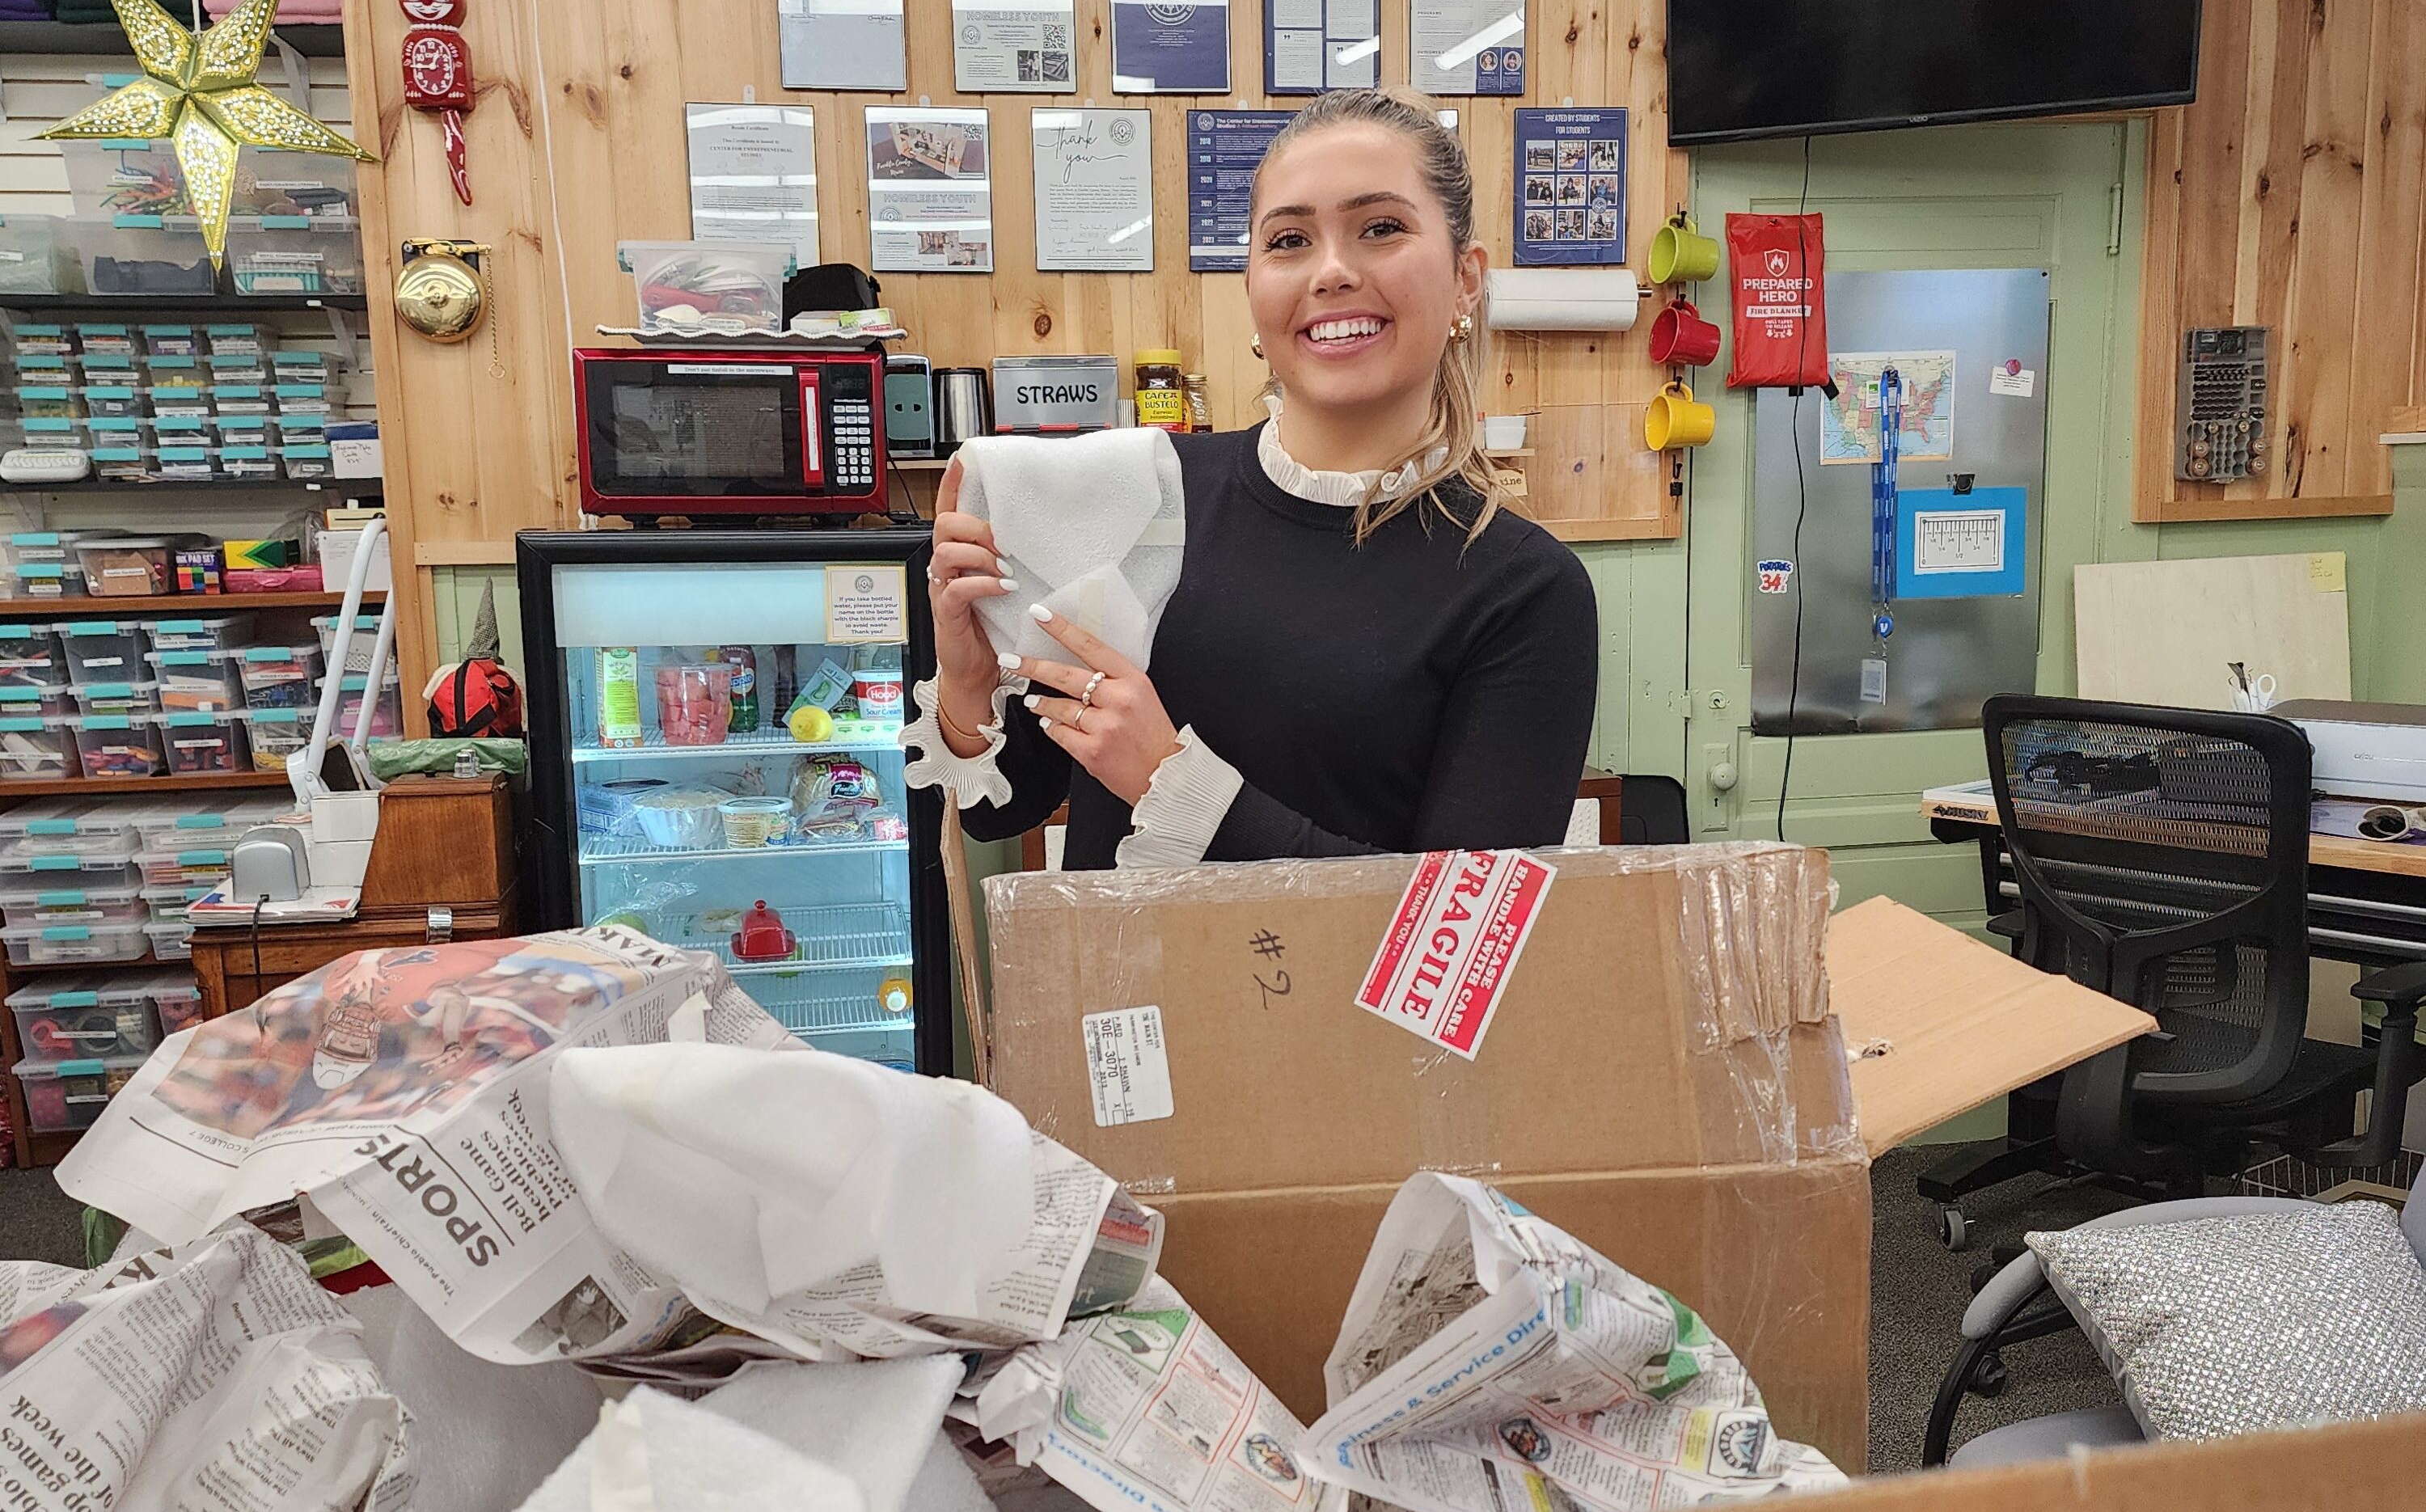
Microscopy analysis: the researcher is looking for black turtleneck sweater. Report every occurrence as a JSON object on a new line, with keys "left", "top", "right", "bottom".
{"left": 959, "top": 422, "right": 1599, "bottom": 869}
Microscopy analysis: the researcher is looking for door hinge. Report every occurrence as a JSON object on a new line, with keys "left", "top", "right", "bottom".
{"left": 1668, "top": 688, "right": 1732, "bottom": 718}
{"left": 2107, "top": 183, "right": 2124, "bottom": 256}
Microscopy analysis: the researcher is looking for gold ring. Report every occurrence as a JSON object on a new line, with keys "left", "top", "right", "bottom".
{"left": 1081, "top": 671, "right": 1105, "bottom": 707}
{"left": 1071, "top": 705, "right": 1086, "bottom": 730}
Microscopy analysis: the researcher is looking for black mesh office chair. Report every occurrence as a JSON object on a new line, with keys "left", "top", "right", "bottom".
{"left": 1921, "top": 696, "right": 2426, "bottom": 1457}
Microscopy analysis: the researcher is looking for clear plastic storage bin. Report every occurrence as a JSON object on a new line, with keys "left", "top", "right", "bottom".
{"left": 158, "top": 709, "right": 248, "bottom": 774}
{"left": 81, "top": 385, "right": 146, "bottom": 419}
{"left": 150, "top": 616, "right": 252, "bottom": 653}
{"left": 133, "top": 842, "right": 230, "bottom": 890}
{"left": 0, "top": 716, "right": 78, "bottom": 780}
{"left": 57, "top": 622, "right": 150, "bottom": 686}
{"left": 15, "top": 383, "right": 82, "bottom": 422}
{"left": 142, "top": 885, "right": 210, "bottom": 923}
{"left": 0, "top": 798, "right": 156, "bottom": 852}
{"left": 0, "top": 626, "right": 61, "bottom": 689}
{"left": 147, "top": 389, "right": 210, "bottom": 421}
{"left": 65, "top": 682, "right": 156, "bottom": 717}
{"left": 146, "top": 650, "right": 245, "bottom": 713}
{"left": 280, "top": 443, "right": 333, "bottom": 479}
{"left": 76, "top": 213, "right": 217, "bottom": 296}
{"left": 147, "top": 969, "right": 206, "bottom": 1033}
{"left": 73, "top": 537, "right": 175, "bottom": 597}
{"left": 226, "top": 215, "right": 364, "bottom": 296}
{"left": 211, "top": 385, "right": 271, "bottom": 416}
{"left": 129, "top": 796, "right": 287, "bottom": 850}
{"left": 146, "top": 353, "right": 208, "bottom": 391}
{"left": 11, "top": 1054, "right": 144, "bottom": 1132}
{"left": 9, "top": 970, "right": 160, "bottom": 1058}
{"left": 146, "top": 918, "right": 194, "bottom": 961}
{"left": 0, "top": 835, "right": 135, "bottom": 886}
{"left": 155, "top": 443, "right": 217, "bottom": 480}
{"left": 1, "top": 889, "right": 146, "bottom": 935}
{"left": 61, "top": 137, "right": 190, "bottom": 218}
{"left": 220, "top": 446, "right": 277, "bottom": 481}
{"left": 74, "top": 323, "right": 134, "bottom": 357}
{"left": 0, "top": 684, "right": 73, "bottom": 720}
{"left": 145, "top": 413, "right": 211, "bottom": 448}
{"left": 323, "top": 673, "right": 401, "bottom": 738}
{"left": 238, "top": 645, "right": 320, "bottom": 711}
{"left": 209, "top": 416, "right": 273, "bottom": 448}
{"left": 0, "top": 215, "right": 80, "bottom": 295}
{"left": 311, "top": 615, "right": 387, "bottom": 673}
{"left": 619, "top": 239, "right": 791, "bottom": 336}
{"left": 205, "top": 323, "right": 269, "bottom": 357}
{"left": 140, "top": 323, "right": 200, "bottom": 357}
{"left": 79, "top": 415, "right": 144, "bottom": 452}
{"left": 269, "top": 349, "right": 344, "bottom": 387}
{"left": 1, "top": 921, "right": 150, "bottom": 966}
{"left": 206, "top": 353, "right": 269, "bottom": 386}
{"left": 80, "top": 349, "right": 138, "bottom": 384}
{"left": 11, "top": 327, "right": 76, "bottom": 359}
{"left": 15, "top": 417, "right": 83, "bottom": 450}
{"left": 244, "top": 707, "right": 308, "bottom": 771}
{"left": 272, "top": 383, "right": 333, "bottom": 415}
{"left": 68, "top": 712, "right": 167, "bottom": 778}
{"left": 90, "top": 446, "right": 155, "bottom": 484}
{"left": 235, "top": 151, "right": 358, "bottom": 219}
{"left": 9, "top": 534, "right": 103, "bottom": 601}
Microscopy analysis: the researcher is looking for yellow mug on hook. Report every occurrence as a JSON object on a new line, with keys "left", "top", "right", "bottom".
{"left": 1648, "top": 212, "right": 1722, "bottom": 285}
{"left": 1645, "top": 379, "right": 1716, "bottom": 450}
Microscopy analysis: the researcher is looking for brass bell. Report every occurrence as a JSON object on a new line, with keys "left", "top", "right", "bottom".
{"left": 396, "top": 239, "right": 491, "bottom": 344}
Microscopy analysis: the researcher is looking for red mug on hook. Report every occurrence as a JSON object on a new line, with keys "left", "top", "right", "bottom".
{"left": 1648, "top": 298, "right": 1722, "bottom": 368}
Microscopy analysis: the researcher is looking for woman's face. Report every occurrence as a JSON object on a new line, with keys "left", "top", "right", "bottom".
{"left": 1247, "top": 123, "right": 1484, "bottom": 420}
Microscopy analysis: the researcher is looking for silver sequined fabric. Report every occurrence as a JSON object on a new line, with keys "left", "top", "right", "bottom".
{"left": 2027, "top": 1203, "right": 2426, "bottom": 1441}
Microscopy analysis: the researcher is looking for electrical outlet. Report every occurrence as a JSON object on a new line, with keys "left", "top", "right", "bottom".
{"left": 1701, "top": 742, "right": 1737, "bottom": 834}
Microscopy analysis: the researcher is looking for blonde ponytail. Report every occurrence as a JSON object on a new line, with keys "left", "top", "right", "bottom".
{"left": 1253, "top": 88, "right": 1502, "bottom": 544}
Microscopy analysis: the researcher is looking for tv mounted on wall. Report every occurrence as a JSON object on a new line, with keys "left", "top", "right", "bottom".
{"left": 1666, "top": 0, "right": 2201, "bottom": 147}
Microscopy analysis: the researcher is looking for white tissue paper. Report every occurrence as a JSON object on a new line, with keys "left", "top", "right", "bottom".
{"left": 514, "top": 1391, "right": 870, "bottom": 1512}
{"left": 341, "top": 1283, "right": 604, "bottom": 1510}
{"left": 697, "top": 1356, "right": 967, "bottom": 1512}
{"left": 549, "top": 1040, "right": 1164, "bottom": 1360}
{"left": 955, "top": 429, "right": 1186, "bottom": 671}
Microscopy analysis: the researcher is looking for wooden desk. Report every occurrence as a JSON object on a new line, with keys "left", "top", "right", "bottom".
{"left": 1921, "top": 785, "right": 2426, "bottom": 966}
{"left": 1017, "top": 770, "right": 1624, "bottom": 871}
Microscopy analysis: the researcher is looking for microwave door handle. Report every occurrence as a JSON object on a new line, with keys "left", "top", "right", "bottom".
{"left": 798, "top": 368, "right": 825, "bottom": 490}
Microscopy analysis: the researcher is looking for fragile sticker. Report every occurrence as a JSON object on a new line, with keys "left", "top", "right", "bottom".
{"left": 1756, "top": 559, "right": 1794, "bottom": 594}
{"left": 1356, "top": 850, "right": 1557, "bottom": 1060}
{"left": 1084, "top": 1005, "right": 1173, "bottom": 1127}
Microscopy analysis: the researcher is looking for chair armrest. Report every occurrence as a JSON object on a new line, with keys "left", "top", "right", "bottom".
{"left": 1985, "top": 909, "right": 2025, "bottom": 941}
{"left": 1962, "top": 1196, "right": 2314, "bottom": 1341}
{"left": 2354, "top": 961, "right": 2426, "bottom": 1014}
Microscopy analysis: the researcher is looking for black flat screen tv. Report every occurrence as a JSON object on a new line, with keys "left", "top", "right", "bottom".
{"left": 1666, "top": 1, "right": 2201, "bottom": 146}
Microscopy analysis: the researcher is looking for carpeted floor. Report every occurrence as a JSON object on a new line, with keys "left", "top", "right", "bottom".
{"left": 0, "top": 1143, "right": 2128, "bottom": 1472}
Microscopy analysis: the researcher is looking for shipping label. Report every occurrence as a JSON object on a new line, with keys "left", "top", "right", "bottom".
{"left": 1084, "top": 1004, "right": 1173, "bottom": 1126}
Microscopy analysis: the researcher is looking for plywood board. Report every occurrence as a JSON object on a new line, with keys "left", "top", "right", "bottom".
{"left": 1827, "top": 897, "right": 2154, "bottom": 1157}
{"left": 2073, "top": 552, "right": 2352, "bottom": 709}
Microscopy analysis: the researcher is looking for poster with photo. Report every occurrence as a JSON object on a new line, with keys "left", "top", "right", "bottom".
{"left": 1265, "top": 0, "right": 1379, "bottom": 94}
{"left": 951, "top": 0, "right": 1077, "bottom": 93}
{"left": 865, "top": 107, "right": 995, "bottom": 272}
{"left": 1187, "top": 109, "right": 1293, "bottom": 271}
{"left": 1511, "top": 108, "right": 1625, "bottom": 265}
{"left": 1112, "top": 0, "right": 1232, "bottom": 92}
{"left": 1411, "top": 0, "right": 1524, "bottom": 95}
{"left": 1033, "top": 108, "right": 1155, "bottom": 272}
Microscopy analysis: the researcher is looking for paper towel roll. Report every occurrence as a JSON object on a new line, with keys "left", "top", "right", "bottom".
{"left": 1486, "top": 268, "right": 1642, "bottom": 332}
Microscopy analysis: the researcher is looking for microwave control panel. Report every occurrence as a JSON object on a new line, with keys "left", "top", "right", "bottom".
{"left": 824, "top": 362, "right": 877, "bottom": 494}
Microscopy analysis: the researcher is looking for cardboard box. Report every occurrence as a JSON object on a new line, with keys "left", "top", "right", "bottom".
{"left": 1798, "top": 1409, "right": 2424, "bottom": 1510}
{"left": 987, "top": 844, "right": 1870, "bottom": 1466}
{"left": 982, "top": 844, "right": 2156, "bottom": 1480}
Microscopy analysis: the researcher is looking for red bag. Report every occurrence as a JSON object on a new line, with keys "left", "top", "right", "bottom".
{"left": 1725, "top": 213, "right": 1830, "bottom": 391}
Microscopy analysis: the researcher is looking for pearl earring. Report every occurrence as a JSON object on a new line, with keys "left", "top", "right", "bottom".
{"left": 1451, "top": 314, "right": 1474, "bottom": 343}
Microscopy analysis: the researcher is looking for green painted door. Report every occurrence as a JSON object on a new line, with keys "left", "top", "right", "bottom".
{"left": 1678, "top": 122, "right": 2144, "bottom": 927}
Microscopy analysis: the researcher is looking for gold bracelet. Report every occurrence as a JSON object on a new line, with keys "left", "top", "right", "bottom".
{"left": 938, "top": 699, "right": 988, "bottom": 745}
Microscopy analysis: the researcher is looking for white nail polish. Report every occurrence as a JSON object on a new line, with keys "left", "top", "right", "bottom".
{"left": 995, "top": 556, "right": 1012, "bottom": 575}
{"left": 1038, "top": 716, "right": 1053, "bottom": 730}
{"left": 1027, "top": 603, "right": 1052, "bottom": 623}
{"left": 997, "top": 652, "right": 1021, "bottom": 671}
{"left": 998, "top": 577, "right": 1019, "bottom": 591}
{"left": 1022, "top": 694, "right": 1040, "bottom": 711}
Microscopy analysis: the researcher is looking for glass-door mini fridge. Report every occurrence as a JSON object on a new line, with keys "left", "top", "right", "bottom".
{"left": 518, "top": 529, "right": 949, "bottom": 1073}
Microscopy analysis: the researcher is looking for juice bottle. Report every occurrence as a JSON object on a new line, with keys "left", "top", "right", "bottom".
{"left": 598, "top": 648, "right": 641, "bottom": 747}
{"left": 879, "top": 975, "right": 913, "bottom": 1016}
{"left": 722, "top": 645, "right": 759, "bottom": 733}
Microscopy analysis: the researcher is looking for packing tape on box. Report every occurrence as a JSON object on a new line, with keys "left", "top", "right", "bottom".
{"left": 1410, "top": 1048, "right": 1502, "bottom": 1180}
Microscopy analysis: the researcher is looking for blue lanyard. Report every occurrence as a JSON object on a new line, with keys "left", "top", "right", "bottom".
{"left": 1870, "top": 367, "right": 1901, "bottom": 642}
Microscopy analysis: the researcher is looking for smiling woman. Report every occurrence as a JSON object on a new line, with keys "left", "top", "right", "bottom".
{"left": 901, "top": 89, "right": 1598, "bottom": 872}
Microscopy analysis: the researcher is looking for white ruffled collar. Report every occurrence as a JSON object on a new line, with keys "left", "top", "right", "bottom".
{"left": 1256, "top": 396, "right": 1450, "bottom": 509}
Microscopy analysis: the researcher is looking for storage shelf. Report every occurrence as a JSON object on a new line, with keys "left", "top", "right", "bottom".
{"left": 571, "top": 727, "right": 902, "bottom": 766}
{"left": 0, "top": 292, "right": 366, "bottom": 312}
{"left": 649, "top": 903, "right": 913, "bottom": 974}
{"left": 0, "top": 19, "right": 348, "bottom": 56}
{"left": 0, "top": 771, "right": 289, "bottom": 798}
{"left": 768, "top": 995, "right": 916, "bottom": 1038}
{"left": 579, "top": 834, "right": 907, "bottom": 867}
{"left": 890, "top": 458, "right": 950, "bottom": 471}
{"left": 6, "top": 950, "right": 184, "bottom": 975}
{"left": 0, "top": 590, "right": 385, "bottom": 619}
{"left": 5, "top": 479, "right": 382, "bottom": 496}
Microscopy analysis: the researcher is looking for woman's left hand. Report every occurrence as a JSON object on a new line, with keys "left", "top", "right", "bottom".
{"left": 1008, "top": 606, "right": 1181, "bottom": 805}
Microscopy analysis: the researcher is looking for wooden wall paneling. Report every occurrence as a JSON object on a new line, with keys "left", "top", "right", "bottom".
{"left": 344, "top": 0, "right": 577, "bottom": 733}
{"left": 2136, "top": 1, "right": 2412, "bottom": 523}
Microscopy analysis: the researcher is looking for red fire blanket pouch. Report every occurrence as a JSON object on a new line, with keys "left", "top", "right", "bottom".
{"left": 1726, "top": 213, "right": 1832, "bottom": 392}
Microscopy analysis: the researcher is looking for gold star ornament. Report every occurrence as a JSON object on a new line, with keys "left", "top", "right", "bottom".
{"left": 38, "top": 0, "right": 378, "bottom": 268}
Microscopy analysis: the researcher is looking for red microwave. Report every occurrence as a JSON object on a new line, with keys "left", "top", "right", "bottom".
{"left": 573, "top": 348, "right": 888, "bottom": 519}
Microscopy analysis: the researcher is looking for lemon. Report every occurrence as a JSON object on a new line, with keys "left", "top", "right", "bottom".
{"left": 788, "top": 703, "right": 835, "bottom": 743}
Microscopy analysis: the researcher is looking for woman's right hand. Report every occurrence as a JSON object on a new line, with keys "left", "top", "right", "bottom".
{"left": 928, "top": 458, "right": 1018, "bottom": 753}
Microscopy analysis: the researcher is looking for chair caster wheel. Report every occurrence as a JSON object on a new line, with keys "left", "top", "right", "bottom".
{"left": 1970, "top": 1350, "right": 2010, "bottom": 1399}
{"left": 1938, "top": 1206, "right": 1971, "bottom": 1251}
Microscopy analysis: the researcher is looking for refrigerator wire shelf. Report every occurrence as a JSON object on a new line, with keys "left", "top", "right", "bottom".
{"left": 571, "top": 728, "right": 903, "bottom": 764}
{"left": 579, "top": 834, "right": 909, "bottom": 866}
{"left": 663, "top": 902, "right": 914, "bottom": 974}
{"left": 759, "top": 991, "right": 919, "bottom": 1039}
